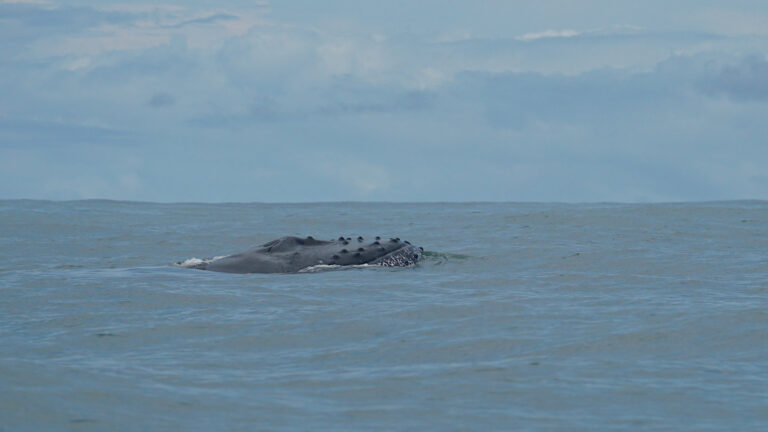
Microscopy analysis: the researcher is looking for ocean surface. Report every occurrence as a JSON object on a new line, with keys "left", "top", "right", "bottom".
{"left": 1, "top": 200, "right": 766, "bottom": 431}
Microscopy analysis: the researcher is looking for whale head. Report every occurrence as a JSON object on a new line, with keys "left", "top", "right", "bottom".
{"left": 186, "top": 235, "right": 422, "bottom": 274}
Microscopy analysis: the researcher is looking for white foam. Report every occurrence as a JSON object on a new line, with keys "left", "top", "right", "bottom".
{"left": 297, "top": 264, "right": 343, "bottom": 273}
{"left": 297, "top": 263, "right": 389, "bottom": 273}
{"left": 175, "top": 255, "right": 226, "bottom": 268}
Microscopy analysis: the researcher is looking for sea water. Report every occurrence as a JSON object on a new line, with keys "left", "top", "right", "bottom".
{"left": 1, "top": 200, "right": 766, "bottom": 431}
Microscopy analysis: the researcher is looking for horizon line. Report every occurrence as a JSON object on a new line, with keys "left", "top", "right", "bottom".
{"left": 2, "top": 198, "right": 767, "bottom": 206}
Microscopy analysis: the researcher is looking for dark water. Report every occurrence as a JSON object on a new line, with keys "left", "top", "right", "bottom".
{"left": 1, "top": 200, "right": 766, "bottom": 431}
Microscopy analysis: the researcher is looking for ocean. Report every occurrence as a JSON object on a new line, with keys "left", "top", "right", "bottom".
{"left": 1, "top": 200, "right": 766, "bottom": 431}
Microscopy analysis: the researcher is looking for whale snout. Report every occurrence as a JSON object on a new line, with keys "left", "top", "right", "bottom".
{"left": 370, "top": 242, "right": 423, "bottom": 267}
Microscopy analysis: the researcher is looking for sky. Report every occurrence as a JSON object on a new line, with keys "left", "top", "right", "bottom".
{"left": 1, "top": 0, "right": 768, "bottom": 202}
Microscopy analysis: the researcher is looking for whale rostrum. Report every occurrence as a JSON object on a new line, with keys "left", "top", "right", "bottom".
{"left": 179, "top": 235, "right": 423, "bottom": 274}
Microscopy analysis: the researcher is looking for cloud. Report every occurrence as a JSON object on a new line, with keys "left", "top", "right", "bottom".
{"left": 0, "top": 117, "right": 134, "bottom": 147}
{"left": 188, "top": 84, "right": 434, "bottom": 128}
{"left": 0, "top": 2, "right": 143, "bottom": 59}
{"left": 3, "top": 1, "right": 768, "bottom": 201}
{"left": 693, "top": 8, "right": 768, "bottom": 36}
{"left": 700, "top": 55, "right": 768, "bottom": 102}
{"left": 0, "top": 0, "right": 49, "bottom": 4}
{"left": 314, "top": 77, "right": 435, "bottom": 115}
{"left": 0, "top": 2, "right": 138, "bottom": 30}
{"left": 4, "top": 4, "right": 266, "bottom": 59}
{"left": 147, "top": 92, "right": 175, "bottom": 107}
{"left": 515, "top": 29, "right": 580, "bottom": 42}
{"left": 173, "top": 13, "right": 239, "bottom": 27}
{"left": 446, "top": 66, "right": 674, "bottom": 130}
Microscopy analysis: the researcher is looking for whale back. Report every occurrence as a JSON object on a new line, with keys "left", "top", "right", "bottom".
{"left": 192, "top": 235, "right": 422, "bottom": 274}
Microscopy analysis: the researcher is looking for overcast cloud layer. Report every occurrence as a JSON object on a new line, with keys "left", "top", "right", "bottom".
{"left": 2, "top": 0, "right": 768, "bottom": 202}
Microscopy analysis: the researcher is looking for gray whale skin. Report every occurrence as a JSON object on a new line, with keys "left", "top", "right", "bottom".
{"left": 184, "top": 235, "right": 423, "bottom": 274}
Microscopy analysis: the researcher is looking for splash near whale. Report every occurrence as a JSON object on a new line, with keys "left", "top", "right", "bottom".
{"left": 179, "top": 236, "right": 423, "bottom": 274}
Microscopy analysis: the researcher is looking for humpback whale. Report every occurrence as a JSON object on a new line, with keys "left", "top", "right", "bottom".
{"left": 180, "top": 235, "right": 423, "bottom": 274}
